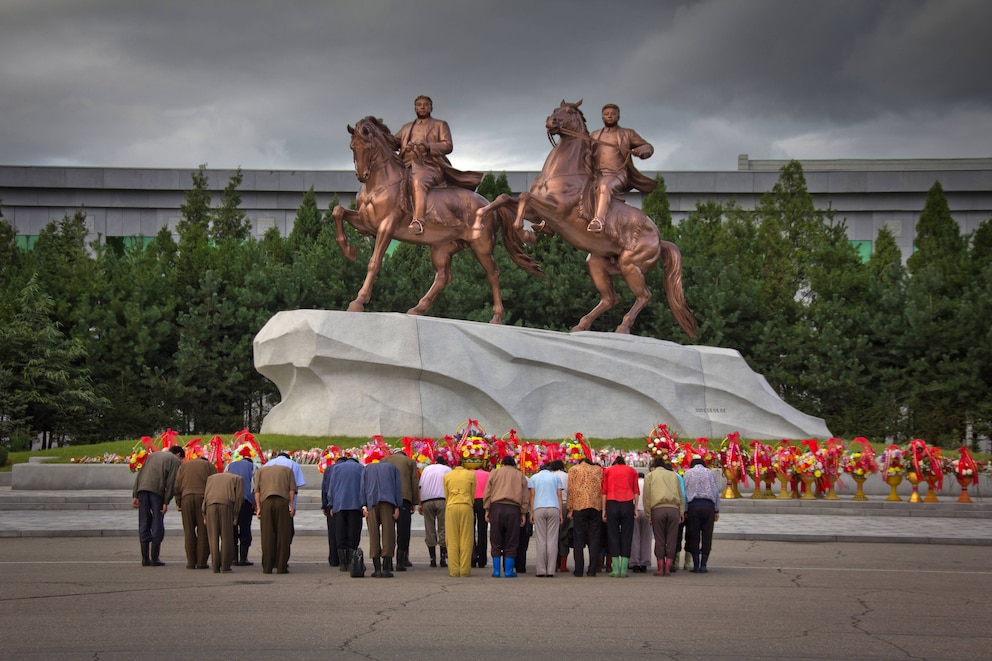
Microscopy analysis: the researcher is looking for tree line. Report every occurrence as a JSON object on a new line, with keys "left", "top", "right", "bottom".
{"left": 1, "top": 163, "right": 989, "bottom": 450}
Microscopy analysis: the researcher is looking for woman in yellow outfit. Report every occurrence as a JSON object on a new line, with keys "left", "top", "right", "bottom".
{"left": 443, "top": 461, "right": 478, "bottom": 577}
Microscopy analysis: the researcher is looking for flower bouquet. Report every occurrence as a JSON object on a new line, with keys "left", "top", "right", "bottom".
{"left": 517, "top": 441, "right": 542, "bottom": 476}
{"left": 232, "top": 429, "right": 264, "bottom": 467}
{"left": 493, "top": 429, "right": 521, "bottom": 467}
{"left": 772, "top": 441, "right": 800, "bottom": 498}
{"left": 128, "top": 435, "right": 159, "bottom": 473}
{"left": 747, "top": 440, "right": 775, "bottom": 498}
{"left": 318, "top": 446, "right": 344, "bottom": 474}
{"left": 793, "top": 440, "right": 825, "bottom": 500}
{"left": 361, "top": 435, "right": 391, "bottom": 464}
{"left": 951, "top": 447, "right": 980, "bottom": 503}
{"left": 402, "top": 436, "right": 436, "bottom": 469}
{"left": 456, "top": 434, "right": 491, "bottom": 470}
{"left": 718, "top": 432, "right": 749, "bottom": 498}
{"left": 646, "top": 423, "right": 678, "bottom": 460}
{"left": 561, "top": 432, "right": 592, "bottom": 468}
{"left": 880, "top": 445, "right": 907, "bottom": 501}
{"left": 693, "top": 438, "right": 720, "bottom": 469}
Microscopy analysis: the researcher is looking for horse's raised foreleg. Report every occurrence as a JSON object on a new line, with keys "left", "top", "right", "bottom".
{"left": 408, "top": 241, "right": 461, "bottom": 316}
{"left": 349, "top": 212, "right": 401, "bottom": 312}
{"left": 572, "top": 254, "right": 620, "bottom": 332}
{"left": 332, "top": 205, "right": 359, "bottom": 262}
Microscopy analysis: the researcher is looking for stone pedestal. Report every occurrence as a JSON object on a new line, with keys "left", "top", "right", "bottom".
{"left": 254, "top": 310, "right": 831, "bottom": 440}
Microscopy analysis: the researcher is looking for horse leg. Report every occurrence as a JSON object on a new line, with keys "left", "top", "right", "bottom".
{"left": 572, "top": 254, "right": 620, "bottom": 332}
{"left": 468, "top": 231, "right": 505, "bottom": 324}
{"left": 473, "top": 194, "right": 516, "bottom": 236}
{"left": 332, "top": 205, "right": 360, "bottom": 262}
{"left": 408, "top": 242, "right": 460, "bottom": 316}
{"left": 615, "top": 255, "right": 653, "bottom": 335}
{"left": 349, "top": 212, "right": 401, "bottom": 312}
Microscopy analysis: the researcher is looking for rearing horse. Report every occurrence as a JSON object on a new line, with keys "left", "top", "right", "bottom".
{"left": 475, "top": 100, "right": 697, "bottom": 337}
{"left": 332, "top": 116, "right": 543, "bottom": 323}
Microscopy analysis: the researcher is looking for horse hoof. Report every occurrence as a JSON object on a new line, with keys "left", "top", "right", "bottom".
{"left": 405, "top": 308, "right": 424, "bottom": 316}
{"left": 347, "top": 302, "right": 365, "bottom": 313}
{"left": 615, "top": 326, "right": 631, "bottom": 334}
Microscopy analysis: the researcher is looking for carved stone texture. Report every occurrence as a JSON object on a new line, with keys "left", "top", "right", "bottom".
{"left": 254, "top": 310, "right": 831, "bottom": 441}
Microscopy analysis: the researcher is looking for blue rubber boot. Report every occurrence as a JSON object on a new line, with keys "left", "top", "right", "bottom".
{"left": 492, "top": 556, "right": 501, "bottom": 578}
{"left": 503, "top": 557, "right": 517, "bottom": 578}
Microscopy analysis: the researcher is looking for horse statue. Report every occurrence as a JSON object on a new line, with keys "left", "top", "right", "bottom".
{"left": 474, "top": 100, "right": 697, "bottom": 337}
{"left": 331, "top": 116, "right": 543, "bottom": 323}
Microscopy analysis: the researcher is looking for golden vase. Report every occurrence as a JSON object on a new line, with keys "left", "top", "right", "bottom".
{"left": 851, "top": 476, "right": 869, "bottom": 501}
{"left": 799, "top": 474, "right": 817, "bottom": 500}
{"left": 906, "top": 471, "right": 922, "bottom": 503}
{"left": 884, "top": 473, "right": 903, "bottom": 502}
{"left": 957, "top": 476, "right": 974, "bottom": 503}
{"left": 924, "top": 476, "right": 940, "bottom": 503}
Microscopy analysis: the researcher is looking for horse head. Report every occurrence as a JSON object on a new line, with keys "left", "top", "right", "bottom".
{"left": 546, "top": 100, "right": 588, "bottom": 145}
{"left": 347, "top": 116, "right": 398, "bottom": 183}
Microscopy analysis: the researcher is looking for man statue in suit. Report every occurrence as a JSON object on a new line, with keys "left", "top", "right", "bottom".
{"left": 394, "top": 95, "right": 481, "bottom": 235}
{"left": 588, "top": 103, "right": 656, "bottom": 233}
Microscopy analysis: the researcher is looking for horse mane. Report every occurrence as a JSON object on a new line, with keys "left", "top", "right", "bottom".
{"left": 357, "top": 115, "right": 401, "bottom": 153}
{"left": 560, "top": 102, "right": 595, "bottom": 181}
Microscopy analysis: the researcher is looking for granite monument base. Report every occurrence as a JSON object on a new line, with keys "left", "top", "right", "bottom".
{"left": 254, "top": 310, "right": 831, "bottom": 441}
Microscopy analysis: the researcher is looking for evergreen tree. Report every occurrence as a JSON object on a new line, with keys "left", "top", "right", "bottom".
{"left": 210, "top": 167, "right": 250, "bottom": 242}
{"left": 642, "top": 174, "right": 673, "bottom": 238}
{"left": 288, "top": 186, "right": 323, "bottom": 251}
{"left": 0, "top": 276, "right": 107, "bottom": 447}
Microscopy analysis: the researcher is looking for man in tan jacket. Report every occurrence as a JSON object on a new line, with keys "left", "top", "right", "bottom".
{"left": 174, "top": 455, "right": 217, "bottom": 569}
{"left": 253, "top": 464, "right": 296, "bottom": 575}
{"left": 202, "top": 471, "right": 244, "bottom": 573}
{"left": 482, "top": 456, "right": 529, "bottom": 577}
{"left": 642, "top": 457, "right": 685, "bottom": 576}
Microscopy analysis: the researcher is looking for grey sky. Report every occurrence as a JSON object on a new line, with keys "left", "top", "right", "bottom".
{"left": 1, "top": 0, "right": 989, "bottom": 173}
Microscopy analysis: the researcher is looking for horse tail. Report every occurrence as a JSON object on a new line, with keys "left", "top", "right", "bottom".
{"left": 495, "top": 207, "right": 544, "bottom": 278}
{"left": 658, "top": 240, "right": 698, "bottom": 338}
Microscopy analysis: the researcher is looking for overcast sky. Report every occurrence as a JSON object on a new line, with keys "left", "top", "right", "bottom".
{"left": 1, "top": 0, "right": 990, "bottom": 173}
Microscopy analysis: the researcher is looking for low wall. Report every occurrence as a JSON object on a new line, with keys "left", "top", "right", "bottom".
{"left": 9, "top": 462, "right": 989, "bottom": 499}
{"left": 11, "top": 463, "right": 324, "bottom": 491}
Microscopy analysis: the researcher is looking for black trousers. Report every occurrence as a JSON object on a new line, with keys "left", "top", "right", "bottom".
{"left": 396, "top": 499, "right": 413, "bottom": 553}
{"left": 235, "top": 498, "right": 254, "bottom": 550}
{"left": 473, "top": 497, "right": 488, "bottom": 566}
{"left": 334, "top": 509, "right": 363, "bottom": 550}
{"left": 571, "top": 507, "right": 602, "bottom": 574}
{"left": 686, "top": 500, "right": 716, "bottom": 558}
{"left": 324, "top": 510, "right": 339, "bottom": 565}
{"left": 605, "top": 500, "right": 635, "bottom": 557}
{"left": 488, "top": 502, "right": 521, "bottom": 558}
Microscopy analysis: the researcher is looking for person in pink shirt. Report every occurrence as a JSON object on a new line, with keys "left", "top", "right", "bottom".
{"left": 472, "top": 467, "right": 490, "bottom": 568}
{"left": 601, "top": 456, "right": 639, "bottom": 578}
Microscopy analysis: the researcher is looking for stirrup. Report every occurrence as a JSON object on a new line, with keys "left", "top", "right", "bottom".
{"left": 409, "top": 218, "right": 425, "bottom": 235}
{"left": 587, "top": 218, "right": 604, "bottom": 233}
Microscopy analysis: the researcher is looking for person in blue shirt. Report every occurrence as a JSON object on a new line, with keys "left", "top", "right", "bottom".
{"left": 528, "top": 462, "right": 564, "bottom": 577}
{"left": 225, "top": 447, "right": 256, "bottom": 566}
{"left": 361, "top": 460, "right": 402, "bottom": 577}
{"left": 326, "top": 456, "right": 364, "bottom": 571}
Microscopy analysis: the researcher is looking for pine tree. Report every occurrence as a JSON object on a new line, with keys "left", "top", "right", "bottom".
{"left": 210, "top": 167, "right": 250, "bottom": 242}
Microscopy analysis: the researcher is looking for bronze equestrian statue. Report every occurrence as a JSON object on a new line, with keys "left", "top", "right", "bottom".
{"left": 475, "top": 100, "right": 697, "bottom": 337}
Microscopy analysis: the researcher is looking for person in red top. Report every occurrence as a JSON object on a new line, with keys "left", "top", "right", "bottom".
{"left": 601, "top": 455, "right": 639, "bottom": 578}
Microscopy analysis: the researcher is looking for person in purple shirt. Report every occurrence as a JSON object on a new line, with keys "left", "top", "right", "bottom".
{"left": 361, "top": 460, "right": 402, "bottom": 577}
{"left": 326, "top": 456, "right": 364, "bottom": 571}
{"left": 682, "top": 457, "right": 721, "bottom": 573}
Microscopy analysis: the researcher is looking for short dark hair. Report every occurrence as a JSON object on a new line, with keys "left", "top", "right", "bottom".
{"left": 435, "top": 456, "right": 448, "bottom": 466}
{"left": 501, "top": 456, "right": 516, "bottom": 467}
{"left": 168, "top": 446, "right": 185, "bottom": 458}
{"left": 690, "top": 457, "right": 706, "bottom": 468}
{"left": 650, "top": 457, "right": 667, "bottom": 469}
{"left": 602, "top": 103, "right": 619, "bottom": 113}
{"left": 613, "top": 456, "right": 626, "bottom": 466}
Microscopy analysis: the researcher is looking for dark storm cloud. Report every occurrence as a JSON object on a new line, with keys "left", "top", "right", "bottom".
{"left": 0, "top": 0, "right": 989, "bottom": 173}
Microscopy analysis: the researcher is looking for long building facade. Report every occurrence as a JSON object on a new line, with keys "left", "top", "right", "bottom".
{"left": 2, "top": 156, "right": 990, "bottom": 260}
